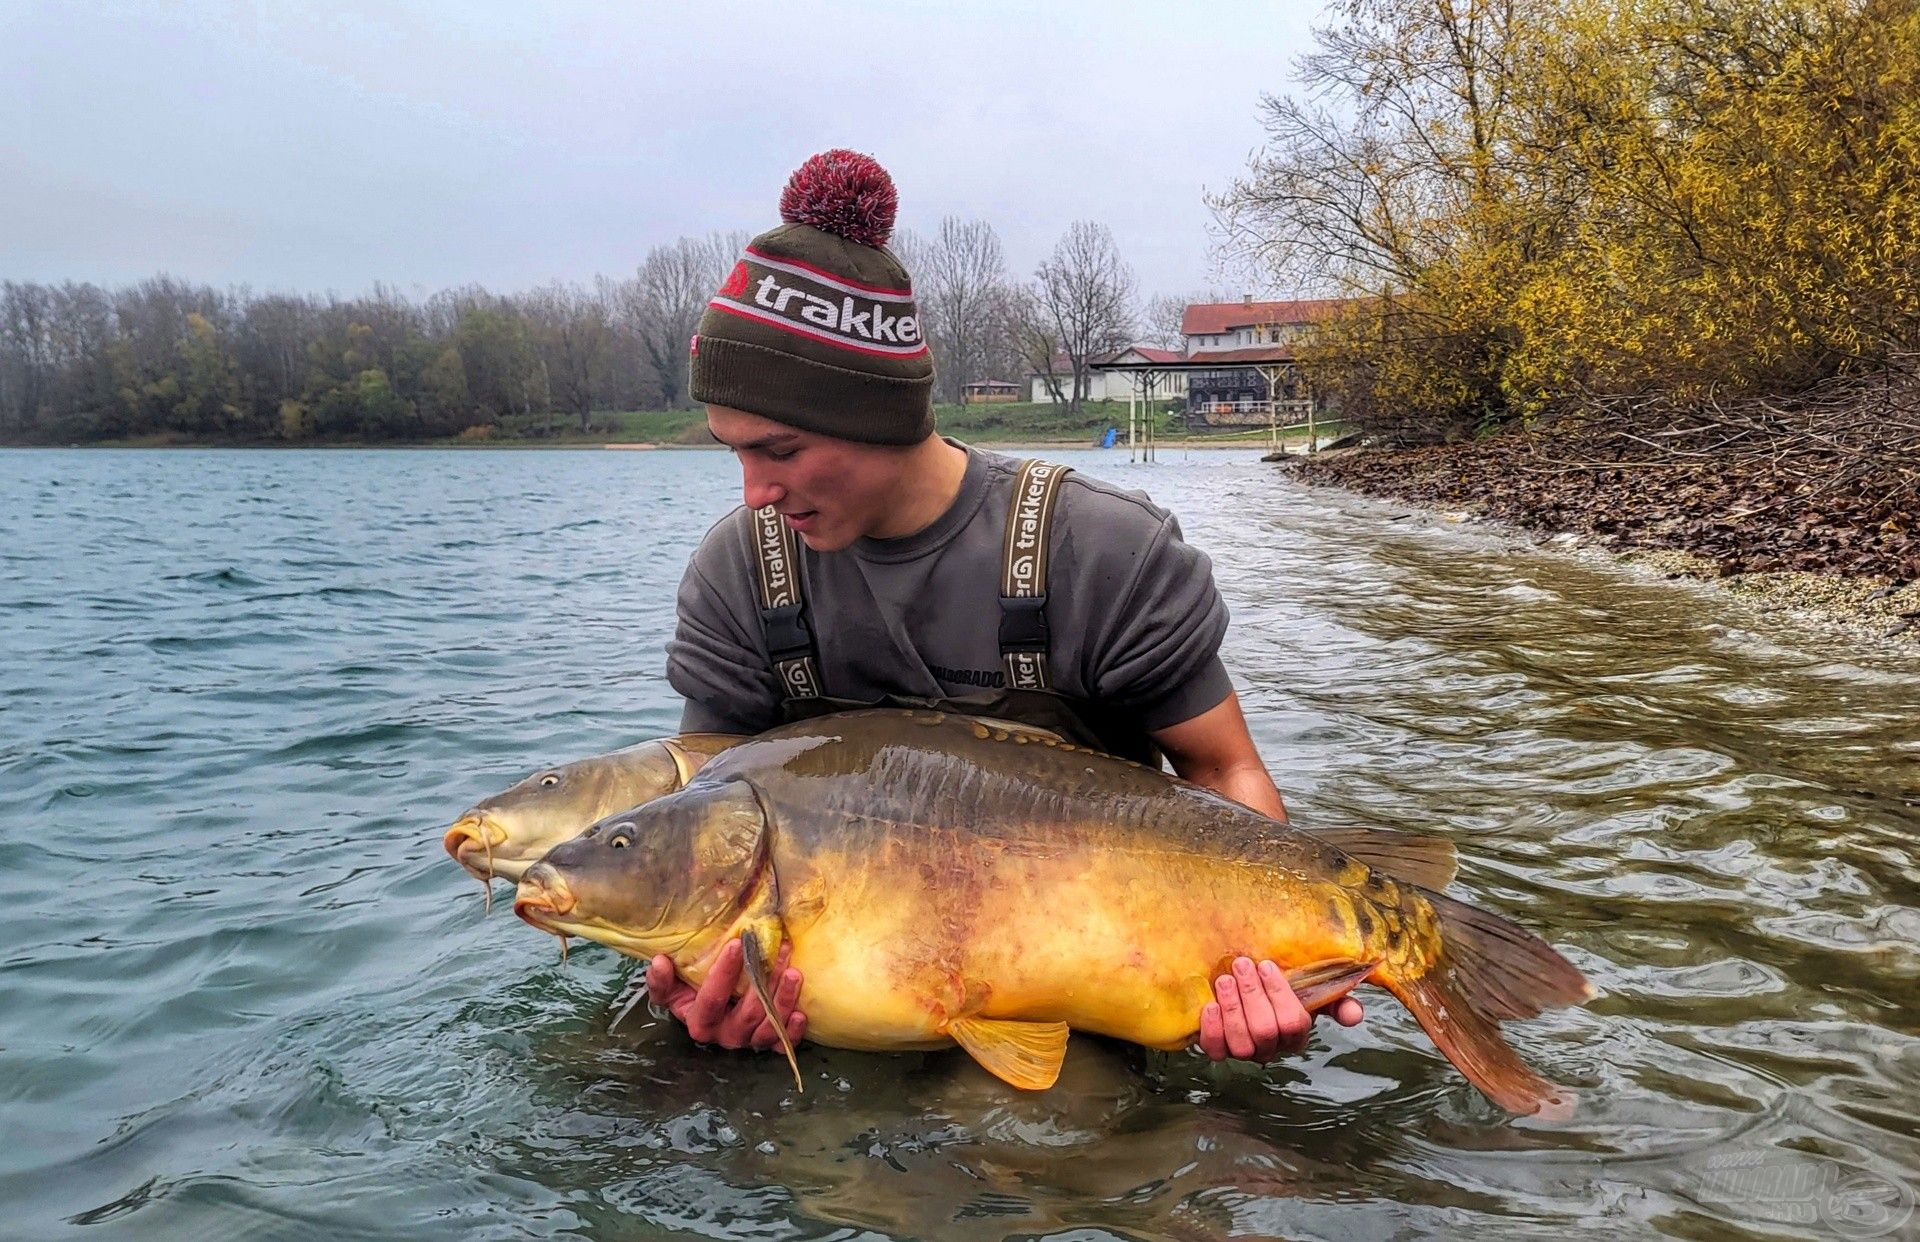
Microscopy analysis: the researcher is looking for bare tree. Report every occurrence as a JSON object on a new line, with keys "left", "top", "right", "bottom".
{"left": 1005, "top": 284, "right": 1075, "bottom": 406}
{"left": 527, "top": 281, "right": 613, "bottom": 431}
{"left": 916, "top": 217, "right": 1008, "bottom": 403}
{"left": 234, "top": 293, "right": 316, "bottom": 418}
{"left": 1032, "top": 222, "right": 1135, "bottom": 412}
{"left": 46, "top": 283, "right": 120, "bottom": 433}
{"left": 592, "top": 273, "right": 651, "bottom": 415}
{"left": 977, "top": 281, "right": 1034, "bottom": 399}
{"left": 0, "top": 282, "right": 54, "bottom": 433}
{"left": 1143, "top": 292, "right": 1205, "bottom": 352}
{"left": 1208, "top": 0, "right": 1535, "bottom": 299}
{"left": 889, "top": 228, "right": 931, "bottom": 285}
{"left": 616, "top": 231, "right": 747, "bottom": 409}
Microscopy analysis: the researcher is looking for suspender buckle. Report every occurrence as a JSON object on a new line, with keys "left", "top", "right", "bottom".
{"left": 998, "top": 594, "right": 1050, "bottom": 653}
{"left": 762, "top": 601, "right": 813, "bottom": 661}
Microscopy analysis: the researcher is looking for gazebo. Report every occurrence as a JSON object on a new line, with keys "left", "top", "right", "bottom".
{"left": 1092, "top": 345, "right": 1317, "bottom": 459}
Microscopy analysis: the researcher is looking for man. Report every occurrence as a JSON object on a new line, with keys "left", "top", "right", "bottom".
{"left": 652, "top": 150, "right": 1363, "bottom": 1069}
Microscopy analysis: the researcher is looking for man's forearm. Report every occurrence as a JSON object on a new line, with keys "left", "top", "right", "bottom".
{"left": 1197, "top": 761, "right": 1288, "bottom": 822}
{"left": 1152, "top": 691, "right": 1289, "bottom": 822}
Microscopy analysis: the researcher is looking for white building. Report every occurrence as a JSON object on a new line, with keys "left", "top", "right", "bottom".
{"left": 1027, "top": 346, "right": 1188, "bottom": 404}
{"left": 1174, "top": 296, "right": 1347, "bottom": 421}
{"left": 1180, "top": 295, "right": 1346, "bottom": 351}
{"left": 1028, "top": 297, "right": 1356, "bottom": 420}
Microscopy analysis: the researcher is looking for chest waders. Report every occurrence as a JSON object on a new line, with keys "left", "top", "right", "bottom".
{"left": 750, "top": 460, "right": 1162, "bottom": 768}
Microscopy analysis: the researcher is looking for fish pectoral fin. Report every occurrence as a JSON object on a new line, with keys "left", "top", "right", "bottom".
{"left": 1286, "top": 958, "right": 1379, "bottom": 1012}
{"left": 946, "top": 1016, "right": 1070, "bottom": 1091}
{"left": 738, "top": 925, "right": 803, "bottom": 1093}
{"left": 1306, "top": 826, "right": 1458, "bottom": 890}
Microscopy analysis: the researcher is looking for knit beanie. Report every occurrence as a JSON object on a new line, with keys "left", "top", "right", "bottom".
{"left": 689, "top": 150, "right": 935, "bottom": 445}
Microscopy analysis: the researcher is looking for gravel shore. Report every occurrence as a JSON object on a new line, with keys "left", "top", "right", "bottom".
{"left": 1278, "top": 446, "right": 1920, "bottom": 647}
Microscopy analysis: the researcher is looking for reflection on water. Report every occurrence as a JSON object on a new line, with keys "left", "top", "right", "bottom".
{"left": 1, "top": 447, "right": 1915, "bottom": 1240}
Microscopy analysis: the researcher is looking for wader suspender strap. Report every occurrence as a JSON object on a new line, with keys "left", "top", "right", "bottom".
{"left": 752, "top": 504, "right": 822, "bottom": 702}
{"left": 1000, "top": 460, "right": 1070, "bottom": 691}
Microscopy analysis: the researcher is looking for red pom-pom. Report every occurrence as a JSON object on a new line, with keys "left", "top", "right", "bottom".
{"left": 779, "top": 149, "right": 897, "bottom": 247}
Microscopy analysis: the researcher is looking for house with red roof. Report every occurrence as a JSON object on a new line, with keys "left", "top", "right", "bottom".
{"left": 1179, "top": 295, "right": 1348, "bottom": 350}
{"left": 1173, "top": 295, "right": 1349, "bottom": 423}
{"left": 1073, "top": 295, "right": 1355, "bottom": 425}
{"left": 1030, "top": 295, "right": 1355, "bottom": 425}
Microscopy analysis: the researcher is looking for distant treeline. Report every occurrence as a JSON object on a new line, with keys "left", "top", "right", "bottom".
{"left": 1215, "top": 0, "right": 1920, "bottom": 440}
{"left": 1, "top": 273, "right": 662, "bottom": 443}
{"left": 2, "top": 220, "right": 1161, "bottom": 443}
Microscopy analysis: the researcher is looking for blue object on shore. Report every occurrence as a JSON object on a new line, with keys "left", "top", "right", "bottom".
{"left": 1101, "top": 427, "right": 1118, "bottom": 448}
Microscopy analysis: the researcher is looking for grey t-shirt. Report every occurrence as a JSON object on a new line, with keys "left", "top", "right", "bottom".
{"left": 666, "top": 442, "right": 1233, "bottom": 736}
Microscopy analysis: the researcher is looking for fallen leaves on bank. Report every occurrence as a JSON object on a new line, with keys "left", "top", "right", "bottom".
{"left": 1278, "top": 370, "right": 1920, "bottom": 638}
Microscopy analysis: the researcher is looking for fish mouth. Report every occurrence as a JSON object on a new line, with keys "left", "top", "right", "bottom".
{"left": 442, "top": 814, "right": 508, "bottom": 880}
{"left": 513, "top": 863, "right": 578, "bottom": 926}
{"left": 511, "top": 866, "right": 699, "bottom": 961}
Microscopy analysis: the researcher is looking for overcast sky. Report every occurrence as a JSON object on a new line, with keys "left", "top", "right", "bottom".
{"left": 3, "top": 1, "right": 1329, "bottom": 303}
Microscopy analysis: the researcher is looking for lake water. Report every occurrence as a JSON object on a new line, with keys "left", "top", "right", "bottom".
{"left": 3, "top": 446, "right": 1917, "bottom": 1240}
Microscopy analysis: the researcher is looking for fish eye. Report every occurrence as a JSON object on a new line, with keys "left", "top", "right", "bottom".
{"left": 538, "top": 773, "right": 561, "bottom": 787}
{"left": 610, "top": 830, "right": 633, "bottom": 849}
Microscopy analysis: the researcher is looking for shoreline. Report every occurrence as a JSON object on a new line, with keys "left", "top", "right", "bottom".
{"left": 0, "top": 437, "right": 1280, "bottom": 453}
{"left": 1277, "top": 453, "right": 1920, "bottom": 647}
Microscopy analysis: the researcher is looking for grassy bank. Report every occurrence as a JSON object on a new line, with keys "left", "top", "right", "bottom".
{"left": 460, "top": 401, "right": 1301, "bottom": 448}
{"left": 13, "top": 401, "right": 1336, "bottom": 451}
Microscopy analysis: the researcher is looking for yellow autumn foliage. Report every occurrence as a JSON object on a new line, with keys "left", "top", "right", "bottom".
{"left": 1219, "top": 0, "right": 1920, "bottom": 437}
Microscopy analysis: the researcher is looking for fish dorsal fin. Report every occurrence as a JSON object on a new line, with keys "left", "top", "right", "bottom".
{"left": 1307, "top": 826, "right": 1458, "bottom": 891}
{"left": 659, "top": 739, "right": 702, "bottom": 787}
{"left": 669, "top": 732, "right": 747, "bottom": 766}
{"left": 947, "top": 1016, "right": 1070, "bottom": 1090}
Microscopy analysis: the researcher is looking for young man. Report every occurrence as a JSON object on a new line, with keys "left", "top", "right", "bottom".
{"left": 652, "top": 150, "right": 1362, "bottom": 1067}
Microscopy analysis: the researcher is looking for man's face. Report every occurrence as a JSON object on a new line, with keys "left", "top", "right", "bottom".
{"left": 705, "top": 405, "right": 913, "bottom": 552}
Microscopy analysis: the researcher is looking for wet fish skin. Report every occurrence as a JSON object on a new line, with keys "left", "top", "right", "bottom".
{"left": 515, "top": 710, "right": 1590, "bottom": 1115}
{"left": 442, "top": 733, "right": 741, "bottom": 882}
{"left": 445, "top": 718, "right": 1067, "bottom": 883}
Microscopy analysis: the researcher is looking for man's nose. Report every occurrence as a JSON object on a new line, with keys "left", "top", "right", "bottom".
{"left": 740, "top": 461, "right": 785, "bottom": 511}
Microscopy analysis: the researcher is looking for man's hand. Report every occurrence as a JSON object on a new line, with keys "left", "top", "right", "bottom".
{"left": 1198, "top": 956, "right": 1364, "bottom": 1062}
{"left": 645, "top": 939, "right": 806, "bottom": 1052}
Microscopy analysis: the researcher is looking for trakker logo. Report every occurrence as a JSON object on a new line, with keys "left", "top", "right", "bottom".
{"left": 1005, "top": 462, "right": 1063, "bottom": 593}
{"left": 752, "top": 504, "right": 820, "bottom": 699}
{"left": 707, "top": 247, "right": 927, "bottom": 358}
{"left": 755, "top": 506, "right": 796, "bottom": 607}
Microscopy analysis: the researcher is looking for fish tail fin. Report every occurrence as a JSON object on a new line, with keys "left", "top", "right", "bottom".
{"left": 1380, "top": 889, "right": 1592, "bottom": 1118}
{"left": 1422, "top": 887, "right": 1593, "bottom": 1021}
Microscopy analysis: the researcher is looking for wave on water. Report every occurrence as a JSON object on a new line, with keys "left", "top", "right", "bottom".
{"left": 166, "top": 568, "right": 265, "bottom": 589}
